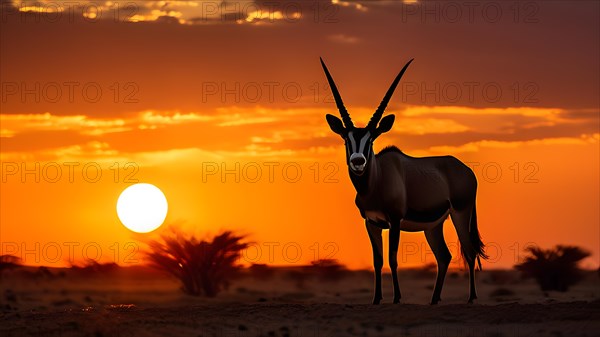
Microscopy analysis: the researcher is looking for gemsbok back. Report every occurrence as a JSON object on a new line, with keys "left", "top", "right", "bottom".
{"left": 320, "top": 58, "right": 488, "bottom": 305}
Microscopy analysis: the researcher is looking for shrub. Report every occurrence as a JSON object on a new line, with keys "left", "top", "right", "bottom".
{"left": 70, "top": 260, "right": 119, "bottom": 275}
{"left": 147, "top": 231, "right": 248, "bottom": 297}
{"left": 0, "top": 255, "right": 22, "bottom": 281}
{"left": 515, "top": 245, "right": 590, "bottom": 292}
{"left": 309, "top": 259, "right": 348, "bottom": 282}
{"left": 0, "top": 255, "right": 21, "bottom": 273}
{"left": 248, "top": 263, "right": 275, "bottom": 280}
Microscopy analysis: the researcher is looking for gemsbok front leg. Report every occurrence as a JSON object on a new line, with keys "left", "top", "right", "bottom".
{"left": 365, "top": 221, "right": 383, "bottom": 304}
{"left": 424, "top": 223, "right": 452, "bottom": 305}
{"left": 389, "top": 223, "right": 401, "bottom": 303}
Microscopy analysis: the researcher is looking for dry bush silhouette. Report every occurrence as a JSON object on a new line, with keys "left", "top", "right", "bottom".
{"left": 70, "top": 260, "right": 119, "bottom": 275}
{"left": 249, "top": 263, "right": 275, "bottom": 281}
{"left": 515, "top": 245, "right": 590, "bottom": 292}
{"left": 284, "top": 259, "right": 348, "bottom": 289}
{"left": 0, "top": 255, "right": 22, "bottom": 274}
{"left": 309, "top": 259, "right": 348, "bottom": 282}
{"left": 147, "top": 231, "right": 248, "bottom": 297}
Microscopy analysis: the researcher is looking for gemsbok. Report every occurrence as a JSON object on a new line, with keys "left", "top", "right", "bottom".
{"left": 320, "top": 58, "right": 487, "bottom": 305}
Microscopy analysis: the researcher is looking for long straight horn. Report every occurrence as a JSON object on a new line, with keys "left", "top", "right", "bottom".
{"left": 367, "top": 58, "right": 414, "bottom": 129}
{"left": 320, "top": 57, "right": 353, "bottom": 128}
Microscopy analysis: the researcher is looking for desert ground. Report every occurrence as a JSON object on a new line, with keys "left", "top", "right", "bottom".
{"left": 1, "top": 265, "right": 599, "bottom": 337}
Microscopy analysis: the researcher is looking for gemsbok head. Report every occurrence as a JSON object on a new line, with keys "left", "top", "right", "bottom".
{"left": 322, "top": 58, "right": 413, "bottom": 177}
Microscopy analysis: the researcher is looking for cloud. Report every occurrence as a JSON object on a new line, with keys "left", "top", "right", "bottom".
{"left": 0, "top": 113, "right": 129, "bottom": 137}
{"left": 426, "top": 133, "right": 599, "bottom": 154}
{"left": 217, "top": 117, "right": 276, "bottom": 126}
{"left": 1, "top": 104, "right": 597, "bottom": 162}
{"left": 0, "top": 129, "right": 16, "bottom": 138}
{"left": 140, "top": 111, "right": 214, "bottom": 125}
{"left": 401, "top": 106, "right": 564, "bottom": 118}
{"left": 9, "top": 0, "right": 303, "bottom": 25}
{"left": 393, "top": 118, "right": 469, "bottom": 135}
{"left": 140, "top": 109, "right": 278, "bottom": 127}
{"left": 328, "top": 34, "right": 360, "bottom": 44}
{"left": 0, "top": 139, "right": 120, "bottom": 162}
{"left": 242, "top": 9, "right": 301, "bottom": 24}
{"left": 395, "top": 105, "right": 599, "bottom": 136}
{"left": 331, "top": 0, "right": 368, "bottom": 12}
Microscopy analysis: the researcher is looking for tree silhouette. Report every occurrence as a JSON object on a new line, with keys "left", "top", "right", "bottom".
{"left": 515, "top": 245, "right": 590, "bottom": 292}
{"left": 147, "top": 231, "right": 248, "bottom": 297}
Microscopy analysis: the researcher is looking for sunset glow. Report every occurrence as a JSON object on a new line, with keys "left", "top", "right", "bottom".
{"left": 1, "top": 0, "right": 598, "bottom": 271}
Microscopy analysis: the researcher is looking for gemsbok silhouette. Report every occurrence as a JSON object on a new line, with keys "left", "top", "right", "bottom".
{"left": 321, "top": 58, "right": 487, "bottom": 305}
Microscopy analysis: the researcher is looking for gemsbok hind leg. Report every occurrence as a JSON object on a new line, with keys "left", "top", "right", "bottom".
{"left": 366, "top": 221, "right": 384, "bottom": 304}
{"left": 424, "top": 223, "right": 452, "bottom": 305}
{"left": 450, "top": 206, "right": 478, "bottom": 303}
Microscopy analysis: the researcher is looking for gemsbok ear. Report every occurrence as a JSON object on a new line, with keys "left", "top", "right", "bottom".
{"left": 326, "top": 114, "right": 346, "bottom": 136}
{"left": 377, "top": 114, "right": 395, "bottom": 134}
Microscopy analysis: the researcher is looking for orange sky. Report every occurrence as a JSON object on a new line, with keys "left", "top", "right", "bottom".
{"left": 1, "top": 0, "right": 599, "bottom": 270}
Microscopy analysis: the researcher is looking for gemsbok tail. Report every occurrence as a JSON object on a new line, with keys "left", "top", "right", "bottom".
{"left": 467, "top": 203, "right": 488, "bottom": 270}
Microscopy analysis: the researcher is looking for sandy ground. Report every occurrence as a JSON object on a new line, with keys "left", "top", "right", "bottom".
{"left": 1, "top": 266, "right": 599, "bottom": 337}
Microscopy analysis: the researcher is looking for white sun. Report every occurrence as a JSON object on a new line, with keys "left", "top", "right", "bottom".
{"left": 117, "top": 183, "right": 168, "bottom": 233}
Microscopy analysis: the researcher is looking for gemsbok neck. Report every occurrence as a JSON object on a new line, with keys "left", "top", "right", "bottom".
{"left": 350, "top": 155, "right": 380, "bottom": 196}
